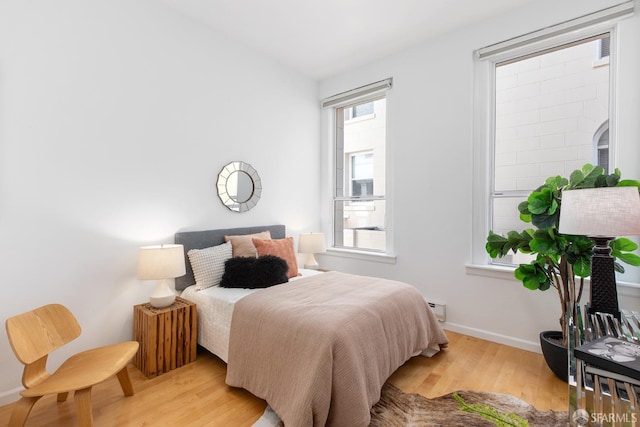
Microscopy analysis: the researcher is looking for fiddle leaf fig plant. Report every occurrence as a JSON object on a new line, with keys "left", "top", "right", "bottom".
{"left": 486, "top": 164, "right": 640, "bottom": 345}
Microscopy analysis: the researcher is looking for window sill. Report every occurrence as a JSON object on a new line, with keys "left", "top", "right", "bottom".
{"left": 324, "top": 248, "right": 397, "bottom": 264}
{"left": 465, "top": 263, "right": 640, "bottom": 297}
{"left": 465, "top": 263, "right": 517, "bottom": 280}
{"left": 592, "top": 57, "right": 610, "bottom": 68}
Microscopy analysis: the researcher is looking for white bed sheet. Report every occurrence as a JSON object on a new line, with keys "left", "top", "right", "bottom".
{"left": 180, "top": 268, "right": 323, "bottom": 362}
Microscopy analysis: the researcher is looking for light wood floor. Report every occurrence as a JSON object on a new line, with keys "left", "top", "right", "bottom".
{"left": 0, "top": 330, "right": 567, "bottom": 426}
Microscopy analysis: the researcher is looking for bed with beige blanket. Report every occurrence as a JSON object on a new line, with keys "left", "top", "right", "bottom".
{"left": 175, "top": 225, "right": 448, "bottom": 427}
{"left": 227, "top": 271, "right": 447, "bottom": 427}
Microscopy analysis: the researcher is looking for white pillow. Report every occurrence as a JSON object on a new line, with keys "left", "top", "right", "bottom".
{"left": 187, "top": 241, "right": 232, "bottom": 290}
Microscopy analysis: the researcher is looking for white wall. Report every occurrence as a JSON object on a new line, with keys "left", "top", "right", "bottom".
{"left": 0, "top": 0, "right": 319, "bottom": 403}
{"left": 319, "top": 0, "right": 640, "bottom": 352}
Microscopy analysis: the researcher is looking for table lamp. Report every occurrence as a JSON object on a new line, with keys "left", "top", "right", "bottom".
{"left": 298, "top": 233, "right": 326, "bottom": 269}
{"left": 559, "top": 186, "right": 640, "bottom": 319}
{"left": 137, "top": 244, "right": 186, "bottom": 308}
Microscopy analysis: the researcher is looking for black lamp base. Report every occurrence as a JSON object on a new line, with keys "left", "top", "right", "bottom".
{"left": 589, "top": 237, "right": 620, "bottom": 320}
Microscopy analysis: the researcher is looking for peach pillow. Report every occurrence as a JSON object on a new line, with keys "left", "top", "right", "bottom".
{"left": 224, "top": 231, "right": 271, "bottom": 257}
{"left": 252, "top": 237, "right": 300, "bottom": 278}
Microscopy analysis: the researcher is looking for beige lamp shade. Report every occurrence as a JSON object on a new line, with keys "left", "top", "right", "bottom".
{"left": 559, "top": 187, "right": 640, "bottom": 237}
{"left": 137, "top": 244, "right": 186, "bottom": 280}
{"left": 298, "top": 233, "right": 326, "bottom": 254}
{"left": 137, "top": 244, "right": 186, "bottom": 308}
{"left": 298, "top": 233, "right": 326, "bottom": 269}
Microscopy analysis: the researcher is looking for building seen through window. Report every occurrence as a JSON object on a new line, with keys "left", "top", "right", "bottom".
{"left": 491, "top": 33, "right": 612, "bottom": 265}
{"left": 334, "top": 98, "right": 386, "bottom": 252}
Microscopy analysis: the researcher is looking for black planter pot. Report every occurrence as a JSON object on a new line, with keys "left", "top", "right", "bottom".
{"left": 539, "top": 330, "right": 568, "bottom": 382}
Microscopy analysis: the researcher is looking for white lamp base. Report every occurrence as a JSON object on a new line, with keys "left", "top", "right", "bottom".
{"left": 304, "top": 253, "right": 320, "bottom": 270}
{"left": 149, "top": 279, "right": 176, "bottom": 308}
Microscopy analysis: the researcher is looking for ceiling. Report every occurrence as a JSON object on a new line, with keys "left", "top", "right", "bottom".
{"left": 159, "top": 0, "right": 538, "bottom": 80}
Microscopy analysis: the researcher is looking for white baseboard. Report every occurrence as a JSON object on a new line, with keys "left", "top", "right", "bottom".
{"left": 443, "top": 322, "right": 542, "bottom": 354}
{"left": 0, "top": 387, "right": 21, "bottom": 407}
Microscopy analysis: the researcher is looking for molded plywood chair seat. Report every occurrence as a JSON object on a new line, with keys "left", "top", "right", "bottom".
{"left": 5, "top": 304, "right": 140, "bottom": 427}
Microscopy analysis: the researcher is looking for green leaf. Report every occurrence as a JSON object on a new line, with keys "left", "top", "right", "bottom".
{"left": 582, "top": 164, "right": 595, "bottom": 174}
{"left": 485, "top": 231, "right": 509, "bottom": 258}
{"left": 531, "top": 212, "right": 558, "bottom": 229}
{"left": 517, "top": 200, "right": 530, "bottom": 214}
{"left": 528, "top": 189, "right": 552, "bottom": 214}
{"left": 538, "top": 279, "right": 551, "bottom": 291}
{"left": 487, "top": 230, "right": 506, "bottom": 243}
{"left": 615, "top": 252, "right": 640, "bottom": 267}
{"left": 569, "top": 169, "right": 584, "bottom": 187}
{"left": 519, "top": 212, "right": 532, "bottom": 223}
{"left": 617, "top": 179, "right": 640, "bottom": 189}
{"left": 565, "top": 235, "right": 594, "bottom": 252}
{"left": 522, "top": 276, "right": 540, "bottom": 290}
{"left": 572, "top": 256, "right": 591, "bottom": 277}
{"left": 515, "top": 264, "right": 549, "bottom": 291}
{"left": 610, "top": 237, "right": 638, "bottom": 252}
{"left": 545, "top": 175, "right": 567, "bottom": 189}
{"left": 529, "top": 237, "right": 559, "bottom": 255}
{"left": 506, "top": 231, "right": 530, "bottom": 251}
{"left": 594, "top": 175, "right": 608, "bottom": 187}
{"left": 579, "top": 165, "right": 605, "bottom": 188}
{"left": 610, "top": 238, "right": 640, "bottom": 267}
{"left": 517, "top": 200, "right": 532, "bottom": 223}
{"left": 605, "top": 174, "right": 620, "bottom": 187}
{"left": 514, "top": 264, "right": 534, "bottom": 279}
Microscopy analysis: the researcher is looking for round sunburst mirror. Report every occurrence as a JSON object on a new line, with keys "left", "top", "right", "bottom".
{"left": 216, "top": 161, "right": 262, "bottom": 212}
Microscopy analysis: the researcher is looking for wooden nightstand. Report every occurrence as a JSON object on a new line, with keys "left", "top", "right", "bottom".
{"left": 133, "top": 296, "right": 197, "bottom": 378}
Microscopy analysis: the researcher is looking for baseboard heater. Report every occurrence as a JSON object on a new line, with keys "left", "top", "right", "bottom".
{"left": 428, "top": 302, "right": 446, "bottom": 322}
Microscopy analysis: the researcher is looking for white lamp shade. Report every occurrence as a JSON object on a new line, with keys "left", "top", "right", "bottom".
{"left": 298, "top": 233, "right": 326, "bottom": 254}
{"left": 559, "top": 187, "right": 640, "bottom": 237}
{"left": 137, "top": 244, "right": 186, "bottom": 280}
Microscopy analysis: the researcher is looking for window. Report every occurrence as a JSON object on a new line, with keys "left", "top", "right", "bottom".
{"left": 322, "top": 79, "right": 391, "bottom": 254}
{"left": 594, "top": 121, "right": 610, "bottom": 173}
{"left": 345, "top": 102, "right": 374, "bottom": 120}
{"left": 491, "top": 33, "right": 612, "bottom": 262}
{"left": 599, "top": 36, "right": 610, "bottom": 59}
{"left": 350, "top": 152, "right": 374, "bottom": 197}
{"left": 470, "top": 2, "right": 634, "bottom": 268}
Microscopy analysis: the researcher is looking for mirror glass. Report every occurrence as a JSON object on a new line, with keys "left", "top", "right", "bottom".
{"left": 216, "top": 161, "right": 261, "bottom": 212}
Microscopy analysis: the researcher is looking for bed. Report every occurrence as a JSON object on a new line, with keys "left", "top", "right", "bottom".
{"left": 175, "top": 224, "right": 448, "bottom": 427}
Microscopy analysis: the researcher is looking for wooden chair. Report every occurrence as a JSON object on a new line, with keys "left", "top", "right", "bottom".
{"left": 5, "top": 304, "right": 140, "bottom": 427}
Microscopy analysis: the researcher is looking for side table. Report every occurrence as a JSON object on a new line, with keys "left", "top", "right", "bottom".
{"left": 133, "top": 296, "right": 197, "bottom": 378}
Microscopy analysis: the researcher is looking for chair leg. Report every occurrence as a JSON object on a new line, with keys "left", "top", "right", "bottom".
{"left": 116, "top": 366, "right": 135, "bottom": 396}
{"left": 74, "top": 387, "right": 94, "bottom": 427}
{"left": 57, "top": 391, "right": 69, "bottom": 402}
{"left": 8, "top": 396, "right": 41, "bottom": 427}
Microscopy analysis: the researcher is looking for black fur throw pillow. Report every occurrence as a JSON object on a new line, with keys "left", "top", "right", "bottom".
{"left": 220, "top": 255, "right": 289, "bottom": 289}
{"left": 255, "top": 255, "right": 289, "bottom": 287}
{"left": 220, "top": 257, "right": 256, "bottom": 288}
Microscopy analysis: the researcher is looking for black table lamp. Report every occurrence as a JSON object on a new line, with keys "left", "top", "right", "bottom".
{"left": 559, "top": 187, "right": 640, "bottom": 319}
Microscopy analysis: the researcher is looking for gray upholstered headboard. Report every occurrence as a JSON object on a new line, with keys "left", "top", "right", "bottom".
{"left": 174, "top": 224, "right": 286, "bottom": 291}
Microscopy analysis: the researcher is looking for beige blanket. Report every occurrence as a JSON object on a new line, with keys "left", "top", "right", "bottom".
{"left": 226, "top": 271, "right": 448, "bottom": 427}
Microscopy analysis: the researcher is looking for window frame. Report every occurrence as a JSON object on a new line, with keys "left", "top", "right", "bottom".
{"left": 334, "top": 96, "right": 386, "bottom": 252}
{"left": 470, "top": 19, "right": 621, "bottom": 273}
{"left": 321, "top": 79, "right": 395, "bottom": 261}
